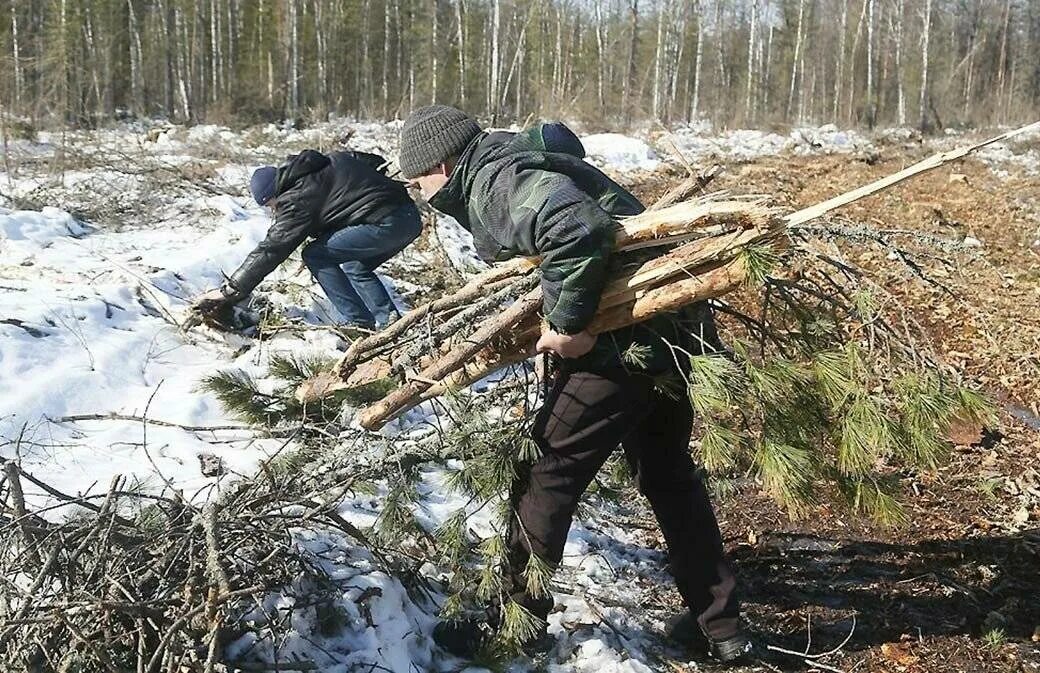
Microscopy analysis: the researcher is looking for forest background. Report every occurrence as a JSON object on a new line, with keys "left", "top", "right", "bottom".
{"left": 1, "top": 0, "right": 1037, "bottom": 132}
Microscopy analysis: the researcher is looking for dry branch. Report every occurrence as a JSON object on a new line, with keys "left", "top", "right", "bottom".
{"left": 0, "top": 456, "right": 382, "bottom": 672}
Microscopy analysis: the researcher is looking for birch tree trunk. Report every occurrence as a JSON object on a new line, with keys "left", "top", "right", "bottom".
{"left": 833, "top": 0, "right": 847, "bottom": 120}
{"left": 919, "top": 0, "right": 932, "bottom": 130}
{"left": 315, "top": 0, "right": 328, "bottom": 113}
{"left": 174, "top": 7, "right": 191, "bottom": 120}
{"left": 690, "top": 0, "right": 703, "bottom": 120}
{"left": 744, "top": 0, "right": 758, "bottom": 122}
{"left": 865, "top": 0, "right": 875, "bottom": 126}
{"left": 846, "top": 0, "right": 868, "bottom": 124}
{"left": 786, "top": 0, "right": 806, "bottom": 120}
{"left": 622, "top": 0, "right": 639, "bottom": 122}
{"left": 431, "top": 0, "right": 438, "bottom": 104}
{"left": 289, "top": 0, "right": 300, "bottom": 116}
{"left": 962, "top": 10, "right": 978, "bottom": 117}
{"left": 997, "top": 0, "right": 1010, "bottom": 121}
{"left": 360, "top": 0, "right": 371, "bottom": 113}
{"left": 11, "top": 0, "right": 23, "bottom": 111}
{"left": 455, "top": 0, "right": 466, "bottom": 107}
{"left": 383, "top": 0, "right": 391, "bottom": 117}
{"left": 894, "top": 0, "right": 905, "bottom": 126}
{"left": 763, "top": 22, "right": 773, "bottom": 111}
{"left": 713, "top": 0, "right": 725, "bottom": 118}
{"left": 595, "top": 0, "right": 606, "bottom": 108}
{"left": 668, "top": 3, "right": 688, "bottom": 121}
{"left": 126, "top": 0, "right": 142, "bottom": 113}
{"left": 652, "top": 0, "right": 665, "bottom": 120}
{"left": 209, "top": 0, "right": 219, "bottom": 104}
{"left": 488, "top": 0, "right": 500, "bottom": 119}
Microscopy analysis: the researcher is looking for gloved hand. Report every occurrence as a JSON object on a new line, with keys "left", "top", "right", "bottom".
{"left": 191, "top": 287, "right": 234, "bottom": 314}
{"left": 186, "top": 284, "right": 246, "bottom": 331}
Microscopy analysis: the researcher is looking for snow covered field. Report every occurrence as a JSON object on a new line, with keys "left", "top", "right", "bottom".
{"left": 2, "top": 118, "right": 1037, "bottom": 672}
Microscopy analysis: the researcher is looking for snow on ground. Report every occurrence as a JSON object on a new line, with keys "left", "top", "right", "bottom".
{"left": 0, "top": 198, "right": 318, "bottom": 500}
{"left": 581, "top": 133, "right": 662, "bottom": 172}
{"left": 665, "top": 122, "right": 872, "bottom": 163}
{"left": 434, "top": 213, "right": 488, "bottom": 275}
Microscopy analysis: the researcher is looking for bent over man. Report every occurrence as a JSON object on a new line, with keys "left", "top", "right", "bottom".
{"left": 398, "top": 105, "right": 751, "bottom": 664}
{"left": 194, "top": 149, "right": 421, "bottom": 331}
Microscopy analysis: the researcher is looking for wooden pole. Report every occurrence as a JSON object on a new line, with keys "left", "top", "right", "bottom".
{"left": 784, "top": 121, "right": 1040, "bottom": 227}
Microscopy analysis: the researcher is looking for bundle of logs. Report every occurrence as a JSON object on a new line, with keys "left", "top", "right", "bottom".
{"left": 297, "top": 123, "right": 1039, "bottom": 431}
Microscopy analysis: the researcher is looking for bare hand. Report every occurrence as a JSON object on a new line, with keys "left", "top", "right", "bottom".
{"left": 536, "top": 329, "right": 597, "bottom": 359}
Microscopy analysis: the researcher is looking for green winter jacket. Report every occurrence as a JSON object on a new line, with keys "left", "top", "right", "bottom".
{"left": 429, "top": 124, "right": 720, "bottom": 374}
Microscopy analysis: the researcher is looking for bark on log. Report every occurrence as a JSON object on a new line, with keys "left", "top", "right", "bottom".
{"left": 357, "top": 286, "right": 544, "bottom": 429}
{"left": 336, "top": 257, "right": 538, "bottom": 378}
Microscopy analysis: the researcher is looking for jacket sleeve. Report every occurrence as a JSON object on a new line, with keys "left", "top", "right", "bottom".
{"left": 226, "top": 186, "right": 320, "bottom": 297}
{"left": 475, "top": 165, "right": 615, "bottom": 334}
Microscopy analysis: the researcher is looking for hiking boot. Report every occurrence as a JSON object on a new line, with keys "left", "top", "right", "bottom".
{"left": 433, "top": 618, "right": 492, "bottom": 659}
{"left": 432, "top": 617, "right": 553, "bottom": 659}
{"left": 666, "top": 611, "right": 753, "bottom": 665}
{"left": 376, "top": 310, "right": 402, "bottom": 330}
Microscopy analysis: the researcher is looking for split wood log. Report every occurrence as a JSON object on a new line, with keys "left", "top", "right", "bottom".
{"left": 355, "top": 286, "right": 544, "bottom": 429}
{"left": 649, "top": 163, "right": 723, "bottom": 211}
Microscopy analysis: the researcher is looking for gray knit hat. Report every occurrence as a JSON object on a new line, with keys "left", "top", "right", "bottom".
{"left": 399, "top": 105, "right": 482, "bottom": 179}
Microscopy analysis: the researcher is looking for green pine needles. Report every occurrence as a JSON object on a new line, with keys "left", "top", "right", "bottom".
{"left": 687, "top": 237, "right": 998, "bottom": 522}
{"left": 199, "top": 351, "right": 392, "bottom": 430}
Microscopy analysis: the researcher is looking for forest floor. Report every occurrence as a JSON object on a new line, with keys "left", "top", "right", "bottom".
{"left": 0, "top": 121, "right": 1037, "bottom": 672}
{"left": 619, "top": 144, "right": 1040, "bottom": 673}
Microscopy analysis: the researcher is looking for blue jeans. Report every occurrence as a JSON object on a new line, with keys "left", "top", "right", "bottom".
{"left": 302, "top": 203, "right": 422, "bottom": 328}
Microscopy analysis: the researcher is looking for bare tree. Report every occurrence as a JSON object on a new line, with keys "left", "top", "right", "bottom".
{"left": 919, "top": 0, "right": 932, "bottom": 129}
{"left": 691, "top": 0, "right": 704, "bottom": 119}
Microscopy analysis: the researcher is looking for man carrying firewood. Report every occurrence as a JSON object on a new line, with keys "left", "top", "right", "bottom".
{"left": 398, "top": 105, "right": 752, "bottom": 664}
{"left": 192, "top": 149, "right": 421, "bottom": 332}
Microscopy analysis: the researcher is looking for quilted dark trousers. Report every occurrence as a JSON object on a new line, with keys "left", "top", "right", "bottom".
{"left": 506, "top": 364, "right": 741, "bottom": 641}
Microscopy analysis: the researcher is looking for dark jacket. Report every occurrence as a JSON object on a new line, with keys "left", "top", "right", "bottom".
{"left": 429, "top": 123, "right": 720, "bottom": 374}
{"left": 228, "top": 150, "right": 411, "bottom": 296}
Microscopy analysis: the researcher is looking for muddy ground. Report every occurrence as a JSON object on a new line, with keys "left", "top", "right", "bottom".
{"left": 601, "top": 144, "right": 1040, "bottom": 672}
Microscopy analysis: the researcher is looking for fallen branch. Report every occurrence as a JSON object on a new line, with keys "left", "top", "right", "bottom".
{"left": 51, "top": 412, "right": 250, "bottom": 433}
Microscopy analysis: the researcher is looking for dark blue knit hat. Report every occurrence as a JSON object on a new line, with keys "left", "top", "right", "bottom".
{"left": 249, "top": 166, "right": 278, "bottom": 206}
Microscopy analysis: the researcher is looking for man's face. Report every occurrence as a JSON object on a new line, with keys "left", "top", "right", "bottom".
{"left": 412, "top": 164, "right": 450, "bottom": 200}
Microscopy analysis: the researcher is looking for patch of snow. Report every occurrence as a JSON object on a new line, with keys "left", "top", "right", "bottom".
{"left": 0, "top": 206, "right": 87, "bottom": 244}
{"left": 790, "top": 124, "right": 872, "bottom": 154}
{"left": 976, "top": 144, "right": 1040, "bottom": 176}
{"left": 666, "top": 123, "right": 872, "bottom": 163}
{"left": 581, "top": 133, "right": 661, "bottom": 172}
{"left": 434, "top": 213, "right": 487, "bottom": 275}
{"left": 0, "top": 203, "right": 304, "bottom": 503}
{"left": 202, "top": 194, "right": 253, "bottom": 221}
